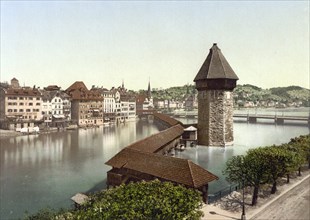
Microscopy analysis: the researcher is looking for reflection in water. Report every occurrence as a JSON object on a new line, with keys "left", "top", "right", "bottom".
{"left": 0, "top": 119, "right": 309, "bottom": 219}
{"left": 0, "top": 120, "right": 161, "bottom": 219}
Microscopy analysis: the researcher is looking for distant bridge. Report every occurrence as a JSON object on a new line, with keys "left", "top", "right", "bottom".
{"left": 172, "top": 111, "right": 310, "bottom": 126}
{"left": 233, "top": 114, "right": 310, "bottom": 125}
{"left": 137, "top": 110, "right": 310, "bottom": 126}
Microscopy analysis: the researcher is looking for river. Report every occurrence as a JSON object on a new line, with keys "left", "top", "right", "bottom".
{"left": 0, "top": 109, "right": 309, "bottom": 219}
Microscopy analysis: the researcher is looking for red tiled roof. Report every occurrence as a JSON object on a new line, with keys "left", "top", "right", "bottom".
{"left": 3, "top": 87, "right": 41, "bottom": 97}
{"left": 66, "top": 81, "right": 103, "bottom": 101}
{"left": 105, "top": 148, "right": 218, "bottom": 188}
{"left": 128, "top": 124, "right": 184, "bottom": 153}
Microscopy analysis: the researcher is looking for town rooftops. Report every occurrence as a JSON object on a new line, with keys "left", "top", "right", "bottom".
{"left": 105, "top": 147, "right": 218, "bottom": 188}
{"left": 128, "top": 124, "right": 184, "bottom": 153}
{"left": 2, "top": 87, "right": 42, "bottom": 97}
{"left": 41, "top": 90, "right": 71, "bottom": 102}
{"left": 44, "top": 85, "right": 61, "bottom": 91}
{"left": 194, "top": 43, "right": 239, "bottom": 82}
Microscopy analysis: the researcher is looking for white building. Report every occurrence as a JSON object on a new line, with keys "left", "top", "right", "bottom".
{"left": 41, "top": 86, "right": 71, "bottom": 127}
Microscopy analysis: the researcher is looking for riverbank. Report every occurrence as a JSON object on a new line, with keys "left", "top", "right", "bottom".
{"left": 201, "top": 169, "right": 310, "bottom": 219}
{"left": 0, "top": 126, "right": 77, "bottom": 140}
{"left": 0, "top": 129, "right": 23, "bottom": 139}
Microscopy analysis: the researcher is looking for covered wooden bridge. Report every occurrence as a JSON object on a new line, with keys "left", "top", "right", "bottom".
{"left": 105, "top": 117, "right": 218, "bottom": 203}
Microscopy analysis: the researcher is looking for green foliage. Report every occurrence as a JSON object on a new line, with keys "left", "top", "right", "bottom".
{"left": 261, "top": 146, "right": 297, "bottom": 193}
{"left": 25, "top": 180, "right": 203, "bottom": 220}
{"left": 223, "top": 134, "right": 310, "bottom": 205}
{"left": 24, "top": 208, "right": 68, "bottom": 220}
{"left": 223, "top": 147, "right": 270, "bottom": 205}
{"left": 289, "top": 134, "right": 310, "bottom": 168}
{"left": 234, "top": 84, "right": 310, "bottom": 106}
{"left": 139, "top": 83, "right": 309, "bottom": 107}
{"left": 152, "top": 84, "right": 196, "bottom": 101}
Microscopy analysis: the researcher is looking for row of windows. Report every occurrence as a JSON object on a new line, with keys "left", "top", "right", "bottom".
{"left": 8, "top": 97, "right": 40, "bottom": 100}
{"left": 21, "top": 115, "right": 37, "bottom": 119}
{"left": 8, "top": 102, "right": 40, "bottom": 106}
{"left": 7, "top": 109, "right": 40, "bottom": 113}
{"left": 80, "top": 105, "right": 103, "bottom": 108}
{"left": 79, "top": 115, "right": 103, "bottom": 119}
{"left": 42, "top": 111, "right": 63, "bottom": 115}
{"left": 52, "top": 98, "right": 62, "bottom": 103}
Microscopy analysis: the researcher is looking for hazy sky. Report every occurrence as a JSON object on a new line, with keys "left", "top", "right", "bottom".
{"left": 1, "top": 1, "right": 309, "bottom": 91}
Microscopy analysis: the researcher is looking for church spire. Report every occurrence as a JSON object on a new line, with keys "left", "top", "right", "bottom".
{"left": 147, "top": 77, "right": 151, "bottom": 98}
{"left": 122, "top": 79, "right": 124, "bottom": 89}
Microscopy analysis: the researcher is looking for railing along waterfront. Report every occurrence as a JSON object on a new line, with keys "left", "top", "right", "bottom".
{"left": 208, "top": 182, "right": 242, "bottom": 204}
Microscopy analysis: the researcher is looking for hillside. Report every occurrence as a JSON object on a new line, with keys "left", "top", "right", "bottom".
{"left": 149, "top": 84, "right": 310, "bottom": 107}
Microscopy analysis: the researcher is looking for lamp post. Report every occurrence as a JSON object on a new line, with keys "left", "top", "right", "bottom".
{"left": 241, "top": 170, "right": 246, "bottom": 220}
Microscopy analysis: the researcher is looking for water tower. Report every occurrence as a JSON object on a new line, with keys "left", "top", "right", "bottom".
{"left": 194, "top": 43, "right": 239, "bottom": 146}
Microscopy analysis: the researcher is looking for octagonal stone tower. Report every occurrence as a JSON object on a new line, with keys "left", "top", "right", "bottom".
{"left": 194, "top": 43, "right": 239, "bottom": 146}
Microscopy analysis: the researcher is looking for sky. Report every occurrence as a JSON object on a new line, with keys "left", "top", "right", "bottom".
{"left": 1, "top": 1, "right": 309, "bottom": 91}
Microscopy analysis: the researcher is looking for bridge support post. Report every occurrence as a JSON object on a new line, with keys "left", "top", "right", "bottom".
{"left": 276, "top": 118, "right": 284, "bottom": 125}
{"left": 248, "top": 117, "right": 257, "bottom": 123}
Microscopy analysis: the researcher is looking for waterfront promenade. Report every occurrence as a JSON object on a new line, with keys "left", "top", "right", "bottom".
{"left": 202, "top": 172, "right": 310, "bottom": 220}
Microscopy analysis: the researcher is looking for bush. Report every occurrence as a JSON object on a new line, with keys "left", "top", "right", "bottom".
{"left": 25, "top": 180, "right": 204, "bottom": 220}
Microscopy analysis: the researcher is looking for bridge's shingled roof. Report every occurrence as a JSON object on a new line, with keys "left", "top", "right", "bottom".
{"left": 153, "top": 112, "right": 182, "bottom": 127}
{"left": 194, "top": 43, "right": 239, "bottom": 81}
{"left": 105, "top": 148, "right": 218, "bottom": 188}
{"left": 128, "top": 124, "right": 184, "bottom": 153}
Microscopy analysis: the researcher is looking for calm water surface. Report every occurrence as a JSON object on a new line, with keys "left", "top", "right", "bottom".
{"left": 0, "top": 120, "right": 163, "bottom": 219}
{"left": 0, "top": 111, "right": 309, "bottom": 219}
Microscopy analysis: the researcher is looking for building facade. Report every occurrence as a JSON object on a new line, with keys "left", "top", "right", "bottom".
{"left": 66, "top": 81, "right": 104, "bottom": 126}
{"left": 41, "top": 86, "right": 71, "bottom": 127}
{"left": 0, "top": 78, "right": 43, "bottom": 130}
{"left": 194, "top": 43, "right": 239, "bottom": 146}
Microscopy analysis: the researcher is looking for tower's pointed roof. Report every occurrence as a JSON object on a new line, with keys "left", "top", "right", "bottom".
{"left": 194, "top": 43, "right": 239, "bottom": 81}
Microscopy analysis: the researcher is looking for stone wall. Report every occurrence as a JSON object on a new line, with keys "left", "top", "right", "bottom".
{"left": 197, "top": 90, "right": 234, "bottom": 146}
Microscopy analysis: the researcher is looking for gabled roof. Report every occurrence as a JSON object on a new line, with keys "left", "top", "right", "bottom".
{"left": 105, "top": 148, "right": 218, "bottom": 188}
{"left": 194, "top": 43, "right": 239, "bottom": 81}
{"left": 128, "top": 124, "right": 184, "bottom": 153}
{"left": 66, "top": 81, "right": 103, "bottom": 101}
{"left": 184, "top": 126, "right": 197, "bottom": 131}
{"left": 66, "top": 81, "right": 88, "bottom": 93}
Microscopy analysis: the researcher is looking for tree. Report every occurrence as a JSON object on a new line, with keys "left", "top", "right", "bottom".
{"left": 274, "top": 144, "right": 305, "bottom": 182}
{"left": 289, "top": 135, "right": 310, "bottom": 169}
{"left": 262, "top": 146, "right": 297, "bottom": 194}
{"left": 223, "top": 148, "right": 270, "bottom": 206}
